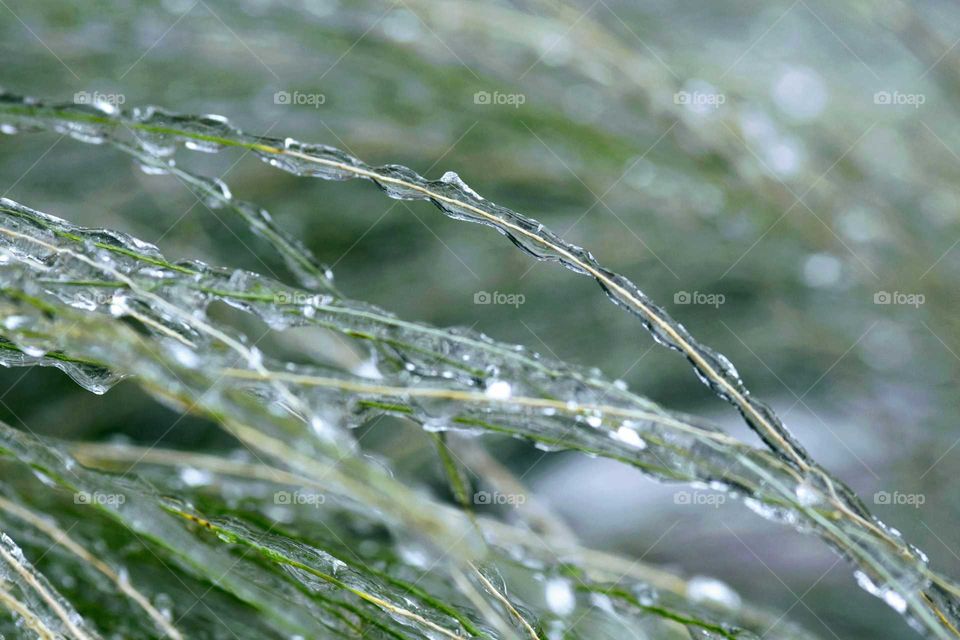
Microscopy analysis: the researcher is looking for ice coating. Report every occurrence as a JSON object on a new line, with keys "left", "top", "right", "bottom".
{"left": 0, "top": 532, "right": 102, "bottom": 640}
{"left": 0, "top": 92, "right": 957, "bottom": 637}
{"left": 0, "top": 197, "right": 801, "bottom": 506}
{"left": 0, "top": 91, "right": 809, "bottom": 469}
{"left": 0, "top": 197, "right": 955, "bottom": 638}
{"left": 0, "top": 197, "right": 816, "bottom": 638}
{"left": 0, "top": 406, "right": 798, "bottom": 639}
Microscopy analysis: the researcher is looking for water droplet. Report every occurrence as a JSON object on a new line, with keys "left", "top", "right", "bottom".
{"left": 440, "top": 171, "right": 484, "bottom": 200}
{"left": 485, "top": 379, "right": 512, "bottom": 400}
{"left": 686, "top": 576, "right": 741, "bottom": 609}
{"left": 109, "top": 292, "right": 128, "bottom": 317}
{"left": 772, "top": 67, "right": 828, "bottom": 121}
{"left": 545, "top": 578, "right": 576, "bottom": 616}
{"left": 795, "top": 478, "right": 820, "bottom": 506}
{"left": 613, "top": 424, "right": 646, "bottom": 449}
{"left": 179, "top": 467, "right": 213, "bottom": 486}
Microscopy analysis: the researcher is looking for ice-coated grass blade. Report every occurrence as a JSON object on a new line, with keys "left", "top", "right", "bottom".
{"left": 0, "top": 90, "right": 957, "bottom": 637}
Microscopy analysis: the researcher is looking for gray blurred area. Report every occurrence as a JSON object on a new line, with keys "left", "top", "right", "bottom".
{"left": 2, "top": 1, "right": 959, "bottom": 637}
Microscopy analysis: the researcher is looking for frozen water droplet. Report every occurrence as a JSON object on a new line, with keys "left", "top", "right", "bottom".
{"left": 353, "top": 358, "right": 382, "bottom": 380}
{"left": 138, "top": 161, "right": 172, "bottom": 176}
{"left": 309, "top": 416, "right": 331, "bottom": 438}
{"left": 631, "top": 583, "right": 658, "bottom": 606}
{"left": 613, "top": 424, "right": 646, "bottom": 449}
{"left": 772, "top": 67, "right": 828, "bottom": 121}
{"left": 397, "top": 543, "right": 431, "bottom": 569}
{"left": 545, "top": 578, "right": 576, "bottom": 616}
{"left": 795, "top": 478, "right": 820, "bottom": 506}
{"left": 854, "top": 571, "right": 908, "bottom": 614}
{"left": 246, "top": 347, "right": 263, "bottom": 369}
{"left": 140, "top": 136, "right": 177, "bottom": 158}
{"left": 168, "top": 343, "right": 200, "bottom": 369}
{"left": 440, "top": 171, "right": 484, "bottom": 200}
{"left": 185, "top": 139, "right": 221, "bottom": 153}
{"left": 485, "top": 379, "right": 512, "bottom": 400}
{"left": 3, "top": 315, "right": 30, "bottom": 330}
{"left": 203, "top": 177, "right": 232, "bottom": 208}
{"left": 109, "top": 292, "right": 128, "bottom": 317}
{"left": 180, "top": 467, "right": 213, "bottom": 486}
{"left": 589, "top": 592, "right": 615, "bottom": 614}
{"left": 884, "top": 590, "right": 908, "bottom": 614}
{"left": 803, "top": 253, "right": 842, "bottom": 289}
{"left": 686, "top": 576, "right": 741, "bottom": 609}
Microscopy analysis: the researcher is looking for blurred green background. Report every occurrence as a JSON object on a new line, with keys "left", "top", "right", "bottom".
{"left": 2, "top": 1, "right": 959, "bottom": 637}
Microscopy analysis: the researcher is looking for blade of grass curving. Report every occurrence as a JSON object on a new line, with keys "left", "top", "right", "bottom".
{"left": 0, "top": 197, "right": 858, "bottom": 543}
{"left": 0, "top": 197, "right": 801, "bottom": 503}
{"left": 0, "top": 421, "right": 786, "bottom": 640}
{"left": 470, "top": 563, "right": 540, "bottom": 640}
{"left": 0, "top": 580, "right": 58, "bottom": 640}
{"left": 70, "top": 442, "right": 824, "bottom": 640}
{"left": 0, "top": 91, "right": 906, "bottom": 571}
{"left": 0, "top": 497, "right": 183, "bottom": 640}
{"left": 0, "top": 92, "right": 808, "bottom": 468}
{"left": 111, "top": 139, "right": 338, "bottom": 293}
{"left": 167, "top": 511, "right": 486, "bottom": 640}
{"left": 432, "top": 432, "right": 477, "bottom": 517}
{"left": 0, "top": 195, "right": 955, "bottom": 636}
{"left": 0, "top": 98, "right": 740, "bottom": 526}
{"left": 0, "top": 533, "right": 99, "bottom": 640}
{"left": 0, "top": 93, "right": 946, "bottom": 635}
{"left": 0, "top": 423, "right": 465, "bottom": 639}
{"left": 0, "top": 207, "right": 825, "bottom": 638}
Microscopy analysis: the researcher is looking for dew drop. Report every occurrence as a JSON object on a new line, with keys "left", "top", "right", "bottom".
{"left": 795, "top": 478, "right": 820, "bottom": 506}
{"left": 686, "top": 576, "right": 741, "bottom": 609}
{"left": 20, "top": 345, "right": 47, "bottom": 358}
{"left": 485, "top": 379, "right": 512, "bottom": 400}
{"left": 613, "top": 425, "right": 647, "bottom": 449}
{"left": 184, "top": 139, "right": 222, "bottom": 153}
{"left": 545, "top": 578, "right": 576, "bottom": 616}
{"left": 138, "top": 161, "right": 172, "bottom": 176}
{"left": 109, "top": 292, "right": 128, "bottom": 317}
{"left": 179, "top": 467, "right": 213, "bottom": 487}
{"left": 168, "top": 343, "right": 200, "bottom": 369}
{"left": 440, "top": 171, "right": 484, "bottom": 200}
